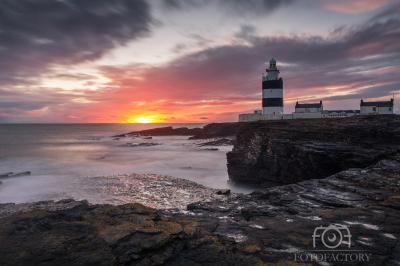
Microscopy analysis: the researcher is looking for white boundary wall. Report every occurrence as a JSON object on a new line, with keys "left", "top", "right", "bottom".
{"left": 239, "top": 114, "right": 293, "bottom": 122}
{"left": 292, "top": 112, "right": 322, "bottom": 119}
{"left": 238, "top": 111, "right": 392, "bottom": 122}
{"left": 321, "top": 113, "right": 357, "bottom": 118}
{"left": 239, "top": 112, "right": 324, "bottom": 121}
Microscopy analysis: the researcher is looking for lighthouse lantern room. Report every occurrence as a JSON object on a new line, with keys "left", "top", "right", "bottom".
{"left": 262, "top": 58, "right": 283, "bottom": 115}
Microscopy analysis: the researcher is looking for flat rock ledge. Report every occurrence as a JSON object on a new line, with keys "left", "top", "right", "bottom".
{"left": 0, "top": 174, "right": 230, "bottom": 217}
{"left": 1, "top": 160, "right": 400, "bottom": 265}
{"left": 176, "top": 159, "right": 400, "bottom": 266}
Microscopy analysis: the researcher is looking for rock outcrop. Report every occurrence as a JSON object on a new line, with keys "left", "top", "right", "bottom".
{"left": 189, "top": 123, "right": 244, "bottom": 139}
{"left": 0, "top": 171, "right": 31, "bottom": 178}
{"left": 196, "top": 137, "right": 235, "bottom": 146}
{"left": 227, "top": 115, "right": 400, "bottom": 186}
{"left": 0, "top": 202, "right": 267, "bottom": 266}
{"left": 118, "top": 142, "right": 161, "bottom": 147}
{"left": 176, "top": 159, "right": 400, "bottom": 265}
{"left": 128, "top": 126, "right": 203, "bottom": 136}
{"left": 122, "top": 123, "right": 243, "bottom": 140}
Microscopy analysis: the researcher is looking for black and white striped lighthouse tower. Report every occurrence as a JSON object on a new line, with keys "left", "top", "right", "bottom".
{"left": 262, "top": 58, "right": 283, "bottom": 115}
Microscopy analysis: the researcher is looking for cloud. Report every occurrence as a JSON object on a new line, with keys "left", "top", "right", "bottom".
{"left": 0, "top": 0, "right": 153, "bottom": 87}
{"left": 162, "top": 0, "right": 297, "bottom": 15}
{"left": 218, "top": 0, "right": 297, "bottom": 15}
{"left": 320, "top": 0, "right": 394, "bottom": 14}
{"left": 234, "top": 25, "right": 258, "bottom": 41}
{"left": 322, "top": 82, "right": 400, "bottom": 101}
{"left": 162, "top": 0, "right": 210, "bottom": 10}
{"left": 50, "top": 74, "right": 98, "bottom": 81}
{"left": 171, "top": 43, "right": 188, "bottom": 54}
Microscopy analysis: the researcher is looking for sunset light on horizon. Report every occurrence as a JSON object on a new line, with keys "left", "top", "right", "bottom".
{"left": 131, "top": 117, "right": 158, "bottom": 124}
{"left": 1, "top": 0, "right": 400, "bottom": 123}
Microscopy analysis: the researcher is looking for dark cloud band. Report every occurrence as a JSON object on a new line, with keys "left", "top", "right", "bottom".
{"left": 0, "top": 0, "right": 153, "bottom": 86}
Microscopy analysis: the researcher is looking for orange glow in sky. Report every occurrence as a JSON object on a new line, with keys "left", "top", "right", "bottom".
{"left": 1, "top": 0, "right": 399, "bottom": 123}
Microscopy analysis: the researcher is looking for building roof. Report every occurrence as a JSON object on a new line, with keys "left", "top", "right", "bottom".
{"left": 295, "top": 101, "right": 322, "bottom": 108}
{"left": 360, "top": 99, "right": 393, "bottom": 107}
{"left": 325, "top": 110, "right": 360, "bottom": 114}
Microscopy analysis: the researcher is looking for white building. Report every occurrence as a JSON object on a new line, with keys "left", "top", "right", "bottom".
{"left": 295, "top": 101, "right": 323, "bottom": 113}
{"left": 360, "top": 99, "right": 394, "bottom": 114}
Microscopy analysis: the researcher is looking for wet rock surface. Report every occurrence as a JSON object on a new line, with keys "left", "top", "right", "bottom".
{"left": 171, "top": 159, "right": 400, "bottom": 265}
{"left": 227, "top": 115, "right": 400, "bottom": 186}
{"left": 0, "top": 199, "right": 89, "bottom": 218}
{"left": 0, "top": 203, "right": 267, "bottom": 266}
{"left": 0, "top": 174, "right": 228, "bottom": 214}
{"left": 118, "top": 142, "right": 161, "bottom": 147}
{"left": 0, "top": 171, "right": 31, "bottom": 178}
{"left": 196, "top": 137, "right": 235, "bottom": 147}
{"left": 1, "top": 160, "right": 400, "bottom": 265}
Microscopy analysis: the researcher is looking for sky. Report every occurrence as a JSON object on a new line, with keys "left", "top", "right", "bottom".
{"left": 1, "top": 0, "right": 400, "bottom": 123}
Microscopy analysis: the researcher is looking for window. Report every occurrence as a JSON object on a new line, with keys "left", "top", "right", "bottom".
{"left": 373, "top": 107, "right": 376, "bottom": 112}
{"left": 389, "top": 108, "right": 392, "bottom": 111}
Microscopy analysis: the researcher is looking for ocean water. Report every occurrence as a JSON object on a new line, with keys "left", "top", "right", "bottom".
{"left": 0, "top": 124, "right": 257, "bottom": 204}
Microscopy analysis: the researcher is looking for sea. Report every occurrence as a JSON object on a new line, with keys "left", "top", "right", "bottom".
{"left": 0, "top": 123, "right": 257, "bottom": 204}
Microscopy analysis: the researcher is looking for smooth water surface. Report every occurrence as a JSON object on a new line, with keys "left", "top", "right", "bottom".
{"left": 0, "top": 124, "right": 257, "bottom": 203}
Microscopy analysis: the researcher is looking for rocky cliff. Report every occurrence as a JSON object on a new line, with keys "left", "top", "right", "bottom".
{"left": 188, "top": 122, "right": 244, "bottom": 139}
{"left": 227, "top": 115, "right": 400, "bottom": 186}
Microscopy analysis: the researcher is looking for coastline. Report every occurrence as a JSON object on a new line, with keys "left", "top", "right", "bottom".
{"left": 1, "top": 159, "right": 400, "bottom": 265}
{"left": 0, "top": 173, "right": 236, "bottom": 218}
{"left": 2, "top": 117, "right": 400, "bottom": 265}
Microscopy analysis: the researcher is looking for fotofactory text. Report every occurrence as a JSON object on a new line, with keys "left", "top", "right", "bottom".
{"left": 294, "top": 225, "right": 372, "bottom": 263}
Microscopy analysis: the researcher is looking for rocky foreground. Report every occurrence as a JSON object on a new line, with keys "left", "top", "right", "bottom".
{"left": 1, "top": 159, "right": 400, "bottom": 265}
{"left": 227, "top": 115, "right": 400, "bottom": 187}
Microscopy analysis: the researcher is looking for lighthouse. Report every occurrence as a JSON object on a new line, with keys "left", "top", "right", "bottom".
{"left": 262, "top": 58, "right": 283, "bottom": 115}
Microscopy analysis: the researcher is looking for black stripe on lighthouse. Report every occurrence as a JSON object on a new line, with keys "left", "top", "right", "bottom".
{"left": 262, "top": 79, "right": 283, "bottom": 90}
{"left": 262, "top": 98, "right": 283, "bottom": 107}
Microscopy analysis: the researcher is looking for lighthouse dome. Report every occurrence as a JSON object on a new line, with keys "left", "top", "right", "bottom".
{"left": 269, "top": 58, "right": 277, "bottom": 69}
